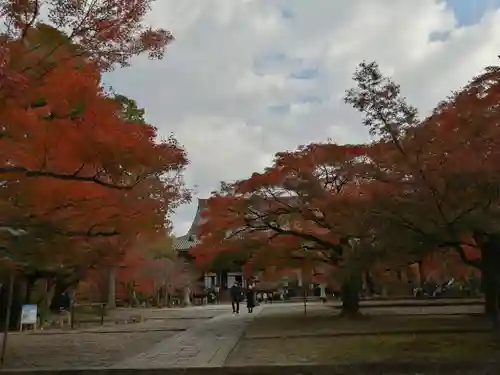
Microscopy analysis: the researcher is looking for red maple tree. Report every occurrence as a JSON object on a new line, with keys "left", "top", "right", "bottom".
{"left": 193, "top": 61, "right": 500, "bottom": 322}
{"left": 0, "top": 19, "right": 188, "bottom": 264}
{"left": 115, "top": 248, "right": 196, "bottom": 306}
{"left": 345, "top": 61, "right": 500, "bottom": 328}
{"left": 192, "top": 143, "right": 372, "bottom": 316}
{"left": 0, "top": 0, "right": 175, "bottom": 186}
{"left": 0, "top": 0, "right": 172, "bottom": 70}
{"left": 0, "top": 8, "right": 186, "bottom": 328}
{"left": 0, "top": 43, "right": 189, "bottom": 261}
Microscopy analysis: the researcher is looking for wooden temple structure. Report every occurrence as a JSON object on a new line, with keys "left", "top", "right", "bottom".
{"left": 173, "top": 199, "right": 246, "bottom": 292}
{"left": 172, "top": 198, "right": 482, "bottom": 300}
{"left": 172, "top": 198, "right": 326, "bottom": 299}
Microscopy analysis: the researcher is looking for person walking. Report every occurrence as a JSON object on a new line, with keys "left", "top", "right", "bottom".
{"left": 246, "top": 284, "right": 256, "bottom": 313}
{"left": 229, "top": 282, "right": 242, "bottom": 314}
{"left": 214, "top": 285, "right": 220, "bottom": 304}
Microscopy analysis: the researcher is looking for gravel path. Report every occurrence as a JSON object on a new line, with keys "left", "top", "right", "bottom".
{"left": 114, "top": 307, "right": 263, "bottom": 369}
{"left": 2, "top": 305, "right": 231, "bottom": 369}
{"left": 4, "top": 330, "right": 173, "bottom": 369}
{"left": 3, "top": 302, "right": 486, "bottom": 369}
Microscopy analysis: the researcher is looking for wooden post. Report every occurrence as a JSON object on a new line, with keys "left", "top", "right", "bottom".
{"left": 70, "top": 299, "right": 75, "bottom": 329}
{"left": 302, "top": 284, "right": 308, "bottom": 316}
{"left": 100, "top": 304, "right": 105, "bottom": 326}
{"left": 1, "top": 272, "right": 14, "bottom": 366}
{"left": 107, "top": 267, "right": 116, "bottom": 309}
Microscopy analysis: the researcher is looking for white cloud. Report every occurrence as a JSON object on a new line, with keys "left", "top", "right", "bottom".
{"left": 104, "top": 0, "right": 500, "bottom": 235}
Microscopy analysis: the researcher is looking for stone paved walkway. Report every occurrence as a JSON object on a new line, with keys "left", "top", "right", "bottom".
{"left": 113, "top": 306, "right": 263, "bottom": 368}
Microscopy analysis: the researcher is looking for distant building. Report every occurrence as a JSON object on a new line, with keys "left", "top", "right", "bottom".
{"left": 173, "top": 197, "right": 481, "bottom": 298}
{"left": 173, "top": 198, "right": 245, "bottom": 290}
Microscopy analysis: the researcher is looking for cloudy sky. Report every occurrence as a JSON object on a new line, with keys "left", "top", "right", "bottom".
{"left": 104, "top": 0, "right": 500, "bottom": 236}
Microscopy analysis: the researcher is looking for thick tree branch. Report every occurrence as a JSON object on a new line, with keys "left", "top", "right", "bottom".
{"left": 0, "top": 165, "right": 144, "bottom": 190}
{"left": 55, "top": 228, "right": 120, "bottom": 238}
{"left": 438, "top": 242, "right": 481, "bottom": 269}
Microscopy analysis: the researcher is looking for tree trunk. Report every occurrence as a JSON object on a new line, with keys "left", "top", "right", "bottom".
{"left": 125, "top": 283, "right": 133, "bottom": 307}
{"left": 183, "top": 286, "right": 191, "bottom": 306}
{"left": 132, "top": 290, "right": 140, "bottom": 307}
{"left": 155, "top": 287, "right": 161, "bottom": 307}
{"left": 107, "top": 267, "right": 116, "bottom": 309}
{"left": 473, "top": 232, "right": 500, "bottom": 333}
{"left": 39, "top": 278, "right": 56, "bottom": 327}
{"left": 24, "top": 274, "right": 37, "bottom": 303}
{"left": 365, "top": 271, "right": 375, "bottom": 296}
{"left": 0, "top": 277, "right": 26, "bottom": 330}
{"left": 166, "top": 292, "right": 171, "bottom": 307}
{"left": 417, "top": 260, "right": 425, "bottom": 289}
{"left": 482, "top": 273, "right": 499, "bottom": 332}
{"left": 340, "top": 280, "right": 360, "bottom": 318}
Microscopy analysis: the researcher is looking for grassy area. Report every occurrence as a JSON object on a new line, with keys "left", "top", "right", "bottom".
{"left": 229, "top": 309, "right": 499, "bottom": 365}
{"left": 228, "top": 333, "right": 500, "bottom": 365}
{"left": 39, "top": 304, "right": 108, "bottom": 330}
{"left": 244, "top": 313, "right": 491, "bottom": 338}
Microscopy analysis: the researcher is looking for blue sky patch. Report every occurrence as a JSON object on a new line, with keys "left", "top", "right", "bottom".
{"left": 290, "top": 67, "right": 318, "bottom": 79}
{"left": 429, "top": 30, "right": 451, "bottom": 41}
{"left": 254, "top": 52, "right": 286, "bottom": 66}
{"left": 445, "top": 0, "right": 500, "bottom": 26}
{"left": 253, "top": 52, "right": 287, "bottom": 72}
{"left": 280, "top": 7, "right": 294, "bottom": 19}
{"left": 299, "top": 96, "right": 322, "bottom": 104}
{"left": 268, "top": 104, "right": 290, "bottom": 114}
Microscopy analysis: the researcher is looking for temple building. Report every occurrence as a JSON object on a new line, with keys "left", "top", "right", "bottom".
{"left": 172, "top": 198, "right": 330, "bottom": 301}
{"left": 173, "top": 199, "right": 245, "bottom": 291}
{"left": 174, "top": 199, "right": 478, "bottom": 302}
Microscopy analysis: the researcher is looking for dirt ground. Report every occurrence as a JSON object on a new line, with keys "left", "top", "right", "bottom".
{"left": 2, "top": 306, "right": 226, "bottom": 369}
{"left": 226, "top": 332, "right": 500, "bottom": 365}
{"left": 226, "top": 303, "right": 498, "bottom": 365}
{"left": 244, "top": 312, "right": 490, "bottom": 338}
{"left": 5, "top": 330, "right": 174, "bottom": 369}
{"left": 5, "top": 303, "right": 495, "bottom": 369}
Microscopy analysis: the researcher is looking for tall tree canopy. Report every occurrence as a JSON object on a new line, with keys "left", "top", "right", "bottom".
{"left": 192, "top": 61, "right": 500, "bottom": 324}
{"left": 192, "top": 144, "right": 373, "bottom": 315}
{"left": 345, "top": 61, "right": 500, "bottom": 328}
{"left": 0, "top": 2, "right": 186, "bottom": 330}
{"left": 0, "top": 0, "right": 172, "bottom": 71}
{"left": 0, "top": 22, "right": 188, "bottom": 272}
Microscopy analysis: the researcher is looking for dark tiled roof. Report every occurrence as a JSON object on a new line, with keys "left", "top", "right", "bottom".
{"left": 174, "top": 196, "right": 297, "bottom": 252}
{"left": 174, "top": 198, "right": 207, "bottom": 251}
{"left": 187, "top": 198, "right": 208, "bottom": 236}
{"left": 173, "top": 234, "right": 200, "bottom": 251}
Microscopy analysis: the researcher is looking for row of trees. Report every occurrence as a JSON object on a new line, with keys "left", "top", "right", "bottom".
{"left": 0, "top": 0, "right": 188, "bottom": 328}
{"left": 112, "top": 236, "right": 198, "bottom": 307}
{"left": 192, "top": 61, "right": 500, "bottom": 330}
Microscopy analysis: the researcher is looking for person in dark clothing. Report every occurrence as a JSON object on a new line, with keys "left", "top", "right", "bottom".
{"left": 246, "top": 285, "right": 256, "bottom": 313}
{"left": 229, "top": 282, "right": 242, "bottom": 314}
{"left": 50, "top": 290, "right": 71, "bottom": 313}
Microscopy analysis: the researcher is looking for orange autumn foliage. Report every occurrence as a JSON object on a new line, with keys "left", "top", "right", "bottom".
{"left": 0, "top": 24, "right": 189, "bottom": 273}
{"left": 114, "top": 243, "right": 196, "bottom": 300}
{"left": 191, "top": 143, "right": 370, "bottom": 280}
{"left": 191, "top": 61, "right": 500, "bottom": 291}
{"left": 0, "top": 0, "right": 173, "bottom": 73}
{"left": 345, "top": 61, "right": 500, "bottom": 276}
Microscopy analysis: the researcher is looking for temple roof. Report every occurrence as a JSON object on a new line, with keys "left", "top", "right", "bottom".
{"left": 173, "top": 198, "right": 208, "bottom": 251}
{"left": 173, "top": 234, "right": 201, "bottom": 251}
{"left": 187, "top": 198, "right": 208, "bottom": 236}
